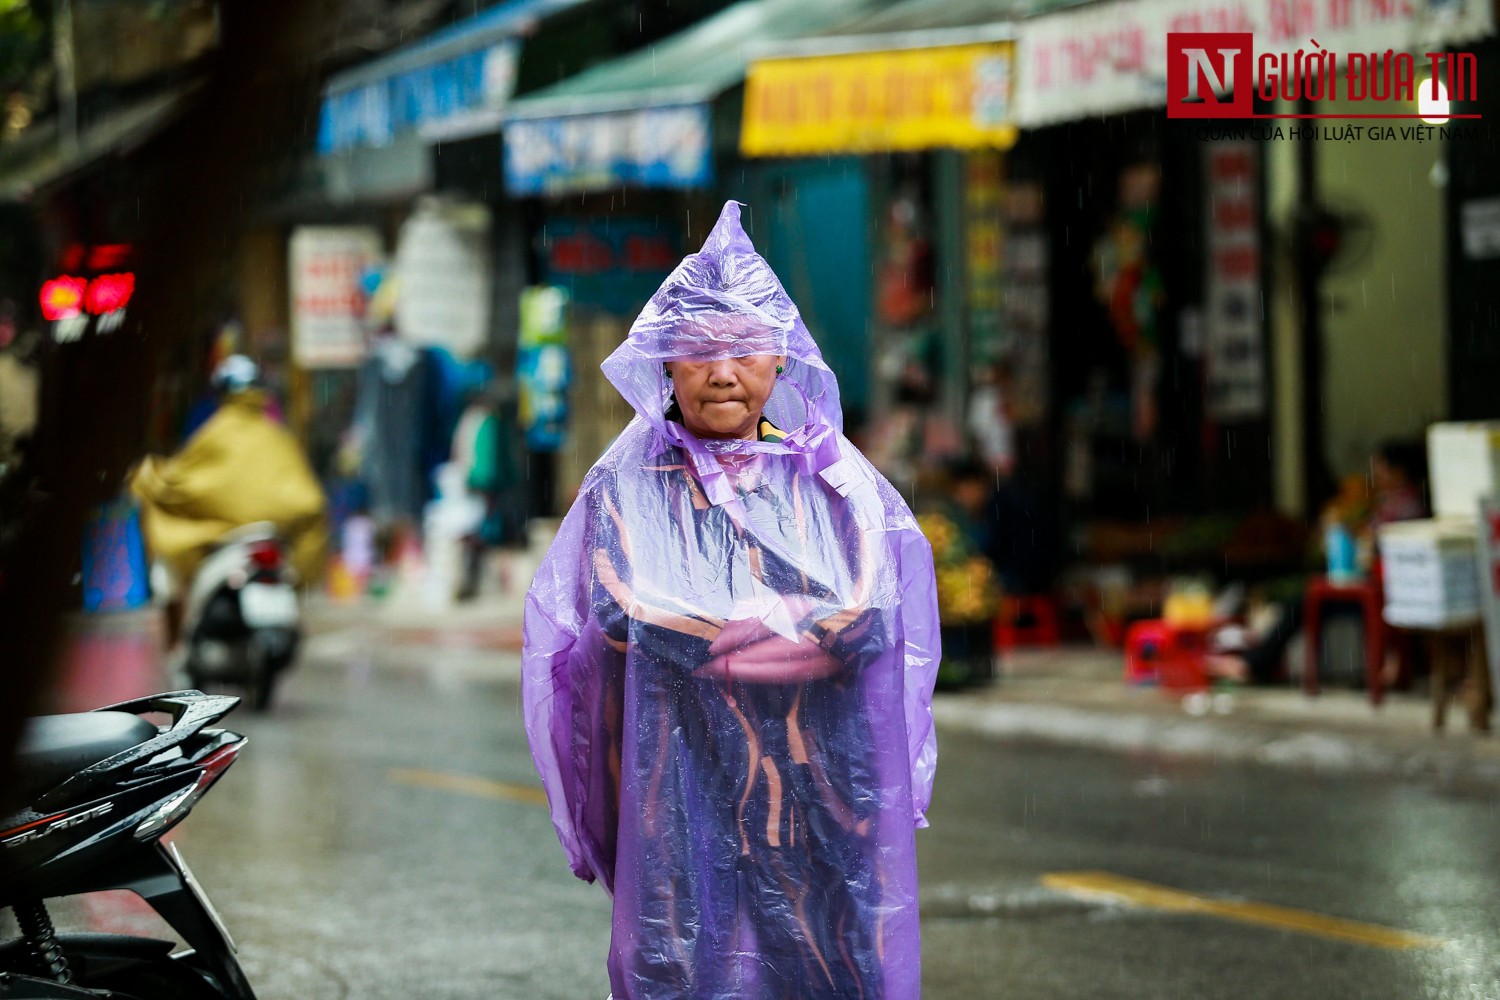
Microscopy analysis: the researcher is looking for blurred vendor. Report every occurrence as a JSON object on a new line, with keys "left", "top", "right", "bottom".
{"left": 1208, "top": 440, "right": 1427, "bottom": 685}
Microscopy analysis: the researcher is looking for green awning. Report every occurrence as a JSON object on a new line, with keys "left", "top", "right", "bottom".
{"left": 748, "top": 0, "right": 1090, "bottom": 58}
{"left": 502, "top": 0, "right": 886, "bottom": 121}
{"left": 499, "top": 0, "right": 890, "bottom": 194}
{"left": 790, "top": 0, "right": 1023, "bottom": 38}
{"left": 836, "top": 0, "right": 1101, "bottom": 30}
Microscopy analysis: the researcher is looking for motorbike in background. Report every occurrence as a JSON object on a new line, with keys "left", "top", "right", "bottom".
{"left": 0, "top": 691, "right": 256, "bottom": 999}
{"left": 181, "top": 523, "right": 301, "bottom": 711}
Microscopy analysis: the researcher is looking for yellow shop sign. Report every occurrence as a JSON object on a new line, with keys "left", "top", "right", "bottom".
{"left": 741, "top": 42, "right": 1018, "bottom": 157}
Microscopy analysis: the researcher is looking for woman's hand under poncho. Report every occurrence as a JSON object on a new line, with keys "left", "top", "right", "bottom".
{"left": 697, "top": 616, "right": 843, "bottom": 684}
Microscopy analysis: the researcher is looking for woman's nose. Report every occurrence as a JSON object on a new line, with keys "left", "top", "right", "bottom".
{"left": 706, "top": 361, "right": 738, "bottom": 386}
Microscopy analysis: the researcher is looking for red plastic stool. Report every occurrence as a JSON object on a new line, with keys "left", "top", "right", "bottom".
{"left": 994, "top": 594, "right": 1062, "bottom": 651}
{"left": 1123, "top": 620, "right": 1172, "bottom": 684}
{"left": 1302, "top": 576, "right": 1389, "bottom": 704}
{"left": 1123, "top": 619, "right": 1210, "bottom": 691}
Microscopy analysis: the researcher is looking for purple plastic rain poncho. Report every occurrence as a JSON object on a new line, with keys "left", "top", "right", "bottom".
{"left": 521, "top": 201, "right": 940, "bottom": 1000}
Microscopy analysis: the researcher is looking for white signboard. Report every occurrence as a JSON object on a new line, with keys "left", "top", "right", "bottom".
{"left": 1016, "top": 0, "right": 1494, "bottom": 126}
{"left": 1204, "top": 141, "right": 1265, "bottom": 420}
{"left": 394, "top": 200, "right": 492, "bottom": 359}
{"left": 1461, "top": 198, "right": 1500, "bottom": 260}
{"left": 289, "top": 226, "right": 382, "bottom": 369}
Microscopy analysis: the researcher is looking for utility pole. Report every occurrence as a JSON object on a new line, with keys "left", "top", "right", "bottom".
{"left": 53, "top": 0, "right": 77, "bottom": 155}
{"left": 1296, "top": 95, "right": 1332, "bottom": 511}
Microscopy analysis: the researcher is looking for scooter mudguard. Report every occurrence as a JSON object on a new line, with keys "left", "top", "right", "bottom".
{"left": 0, "top": 971, "right": 114, "bottom": 998}
{"left": 44, "top": 844, "right": 255, "bottom": 1000}
{"left": 0, "top": 934, "right": 189, "bottom": 997}
{"left": 0, "top": 934, "right": 173, "bottom": 982}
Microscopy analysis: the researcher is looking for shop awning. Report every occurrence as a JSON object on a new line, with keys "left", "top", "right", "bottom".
{"left": 1015, "top": 0, "right": 1495, "bottom": 127}
{"left": 740, "top": 6, "right": 1021, "bottom": 158}
{"left": 767, "top": 0, "right": 1030, "bottom": 37}
{"left": 316, "top": 0, "right": 589, "bottom": 155}
{"left": 0, "top": 84, "right": 199, "bottom": 203}
{"left": 499, "top": 0, "right": 884, "bottom": 195}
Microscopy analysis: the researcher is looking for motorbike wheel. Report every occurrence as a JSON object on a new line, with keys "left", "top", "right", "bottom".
{"left": 83, "top": 960, "right": 225, "bottom": 999}
{"left": 247, "top": 639, "right": 276, "bottom": 712}
{"left": 249, "top": 669, "right": 277, "bottom": 712}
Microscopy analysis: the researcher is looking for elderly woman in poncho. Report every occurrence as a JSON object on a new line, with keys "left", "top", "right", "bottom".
{"left": 522, "top": 202, "right": 940, "bottom": 1000}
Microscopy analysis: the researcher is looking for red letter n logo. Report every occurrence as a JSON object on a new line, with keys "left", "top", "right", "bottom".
{"left": 1167, "top": 33, "right": 1253, "bottom": 118}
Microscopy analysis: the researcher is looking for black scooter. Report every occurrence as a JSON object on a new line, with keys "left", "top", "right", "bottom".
{"left": 0, "top": 692, "right": 255, "bottom": 999}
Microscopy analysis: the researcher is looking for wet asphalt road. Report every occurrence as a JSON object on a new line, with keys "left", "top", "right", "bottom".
{"left": 145, "top": 626, "right": 1500, "bottom": 1000}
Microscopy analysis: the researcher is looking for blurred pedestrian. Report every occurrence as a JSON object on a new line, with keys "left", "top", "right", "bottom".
{"left": 863, "top": 360, "right": 964, "bottom": 490}
{"left": 450, "top": 382, "right": 521, "bottom": 600}
{"left": 966, "top": 359, "right": 1015, "bottom": 477}
{"left": 522, "top": 202, "right": 940, "bottom": 1000}
{"left": 1367, "top": 439, "right": 1427, "bottom": 530}
{"left": 0, "top": 328, "right": 40, "bottom": 479}
{"left": 944, "top": 456, "right": 1057, "bottom": 598}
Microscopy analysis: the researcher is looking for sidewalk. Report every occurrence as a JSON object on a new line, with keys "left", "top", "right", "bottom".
{"left": 304, "top": 568, "right": 1500, "bottom": 787}
{"left": 170, "top": 530, "right": 1490, "bottom": 791}
{"left": 938, "top": 647, "right": 1500, "bottom": 786}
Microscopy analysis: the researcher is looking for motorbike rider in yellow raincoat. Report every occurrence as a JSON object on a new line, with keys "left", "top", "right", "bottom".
{"left": 130, "top": 356, "right": 327, "bottom": 650}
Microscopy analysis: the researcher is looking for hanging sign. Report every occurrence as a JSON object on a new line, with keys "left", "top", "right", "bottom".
{"left": 290, "top": 226, "right": 382, "bottom": 369}
{"left": 741, "top": 41, "right": 1017, "bottom": 156}
{"left": 1203, "top": 140, "right": 1265, "bottom": 420}
{"left": 394, "top": 201, "right": 492, "bottom": 358}
{"left": 517, "top": 286, "right": 571, "bottom": 452}
{"left": 1001, "top": 183, "right": 1050, "bottom": 427}
{"left": 965, "top": 151, "right": 1005, "bottom": 351}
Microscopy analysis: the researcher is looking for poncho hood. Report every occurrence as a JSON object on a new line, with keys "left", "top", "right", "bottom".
{"left": 601, "top": 201, "right": 853, "bottom": 507}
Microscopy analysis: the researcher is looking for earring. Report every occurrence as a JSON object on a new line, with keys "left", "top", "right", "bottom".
{"left": 775, "top": 365, "right": 785, "bottom": 376}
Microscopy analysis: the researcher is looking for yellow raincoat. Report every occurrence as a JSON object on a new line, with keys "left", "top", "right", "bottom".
{"left": 130, "top": 389, "right": 327, "bottom": 585}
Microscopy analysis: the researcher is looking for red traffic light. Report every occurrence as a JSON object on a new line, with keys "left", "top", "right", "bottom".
{"left": 40, "top": 273, "right": 136, "bottom": 321}
{"left": 85, "top": 273, "right": 135, "bottom": 314}
{"left": 39, "top": 276, "right": 87, "bottom": 320}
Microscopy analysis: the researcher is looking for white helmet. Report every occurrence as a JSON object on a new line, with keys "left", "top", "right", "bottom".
{"left": 210, "top": 354, "right": 259, "bottom": 393}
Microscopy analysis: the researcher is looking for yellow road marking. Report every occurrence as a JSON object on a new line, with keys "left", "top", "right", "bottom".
{"left": 389, "top": 768, "right": 549, "bottom": 808}
{"left": 1043, "top": 871, "right": 1443, "bottom": 950}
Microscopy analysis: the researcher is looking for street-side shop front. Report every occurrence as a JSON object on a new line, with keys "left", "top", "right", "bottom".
{"left": 245, "top": 0, "right": 647, "bottom": 602}
{"left": 498, "top": 0, "right": 887, "bottom": 503}
{"left": 990, "top": 0, "right": 1500, "bottom": 692}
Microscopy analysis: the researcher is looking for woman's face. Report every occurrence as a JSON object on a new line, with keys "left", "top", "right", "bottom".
{"left": 666, "top": 354, "right": 785, "bottom": 441}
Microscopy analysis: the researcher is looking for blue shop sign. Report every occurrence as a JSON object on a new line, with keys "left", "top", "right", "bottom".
{"left": 318, "top": 40, "right": 518, "bottom": 154}
{"left": 503, "top": 104, "right": 712, "bottom": 195}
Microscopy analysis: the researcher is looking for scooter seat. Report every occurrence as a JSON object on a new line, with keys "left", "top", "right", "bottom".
{"left": 14, "top": 712, "right": 159, "bottom": 799}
